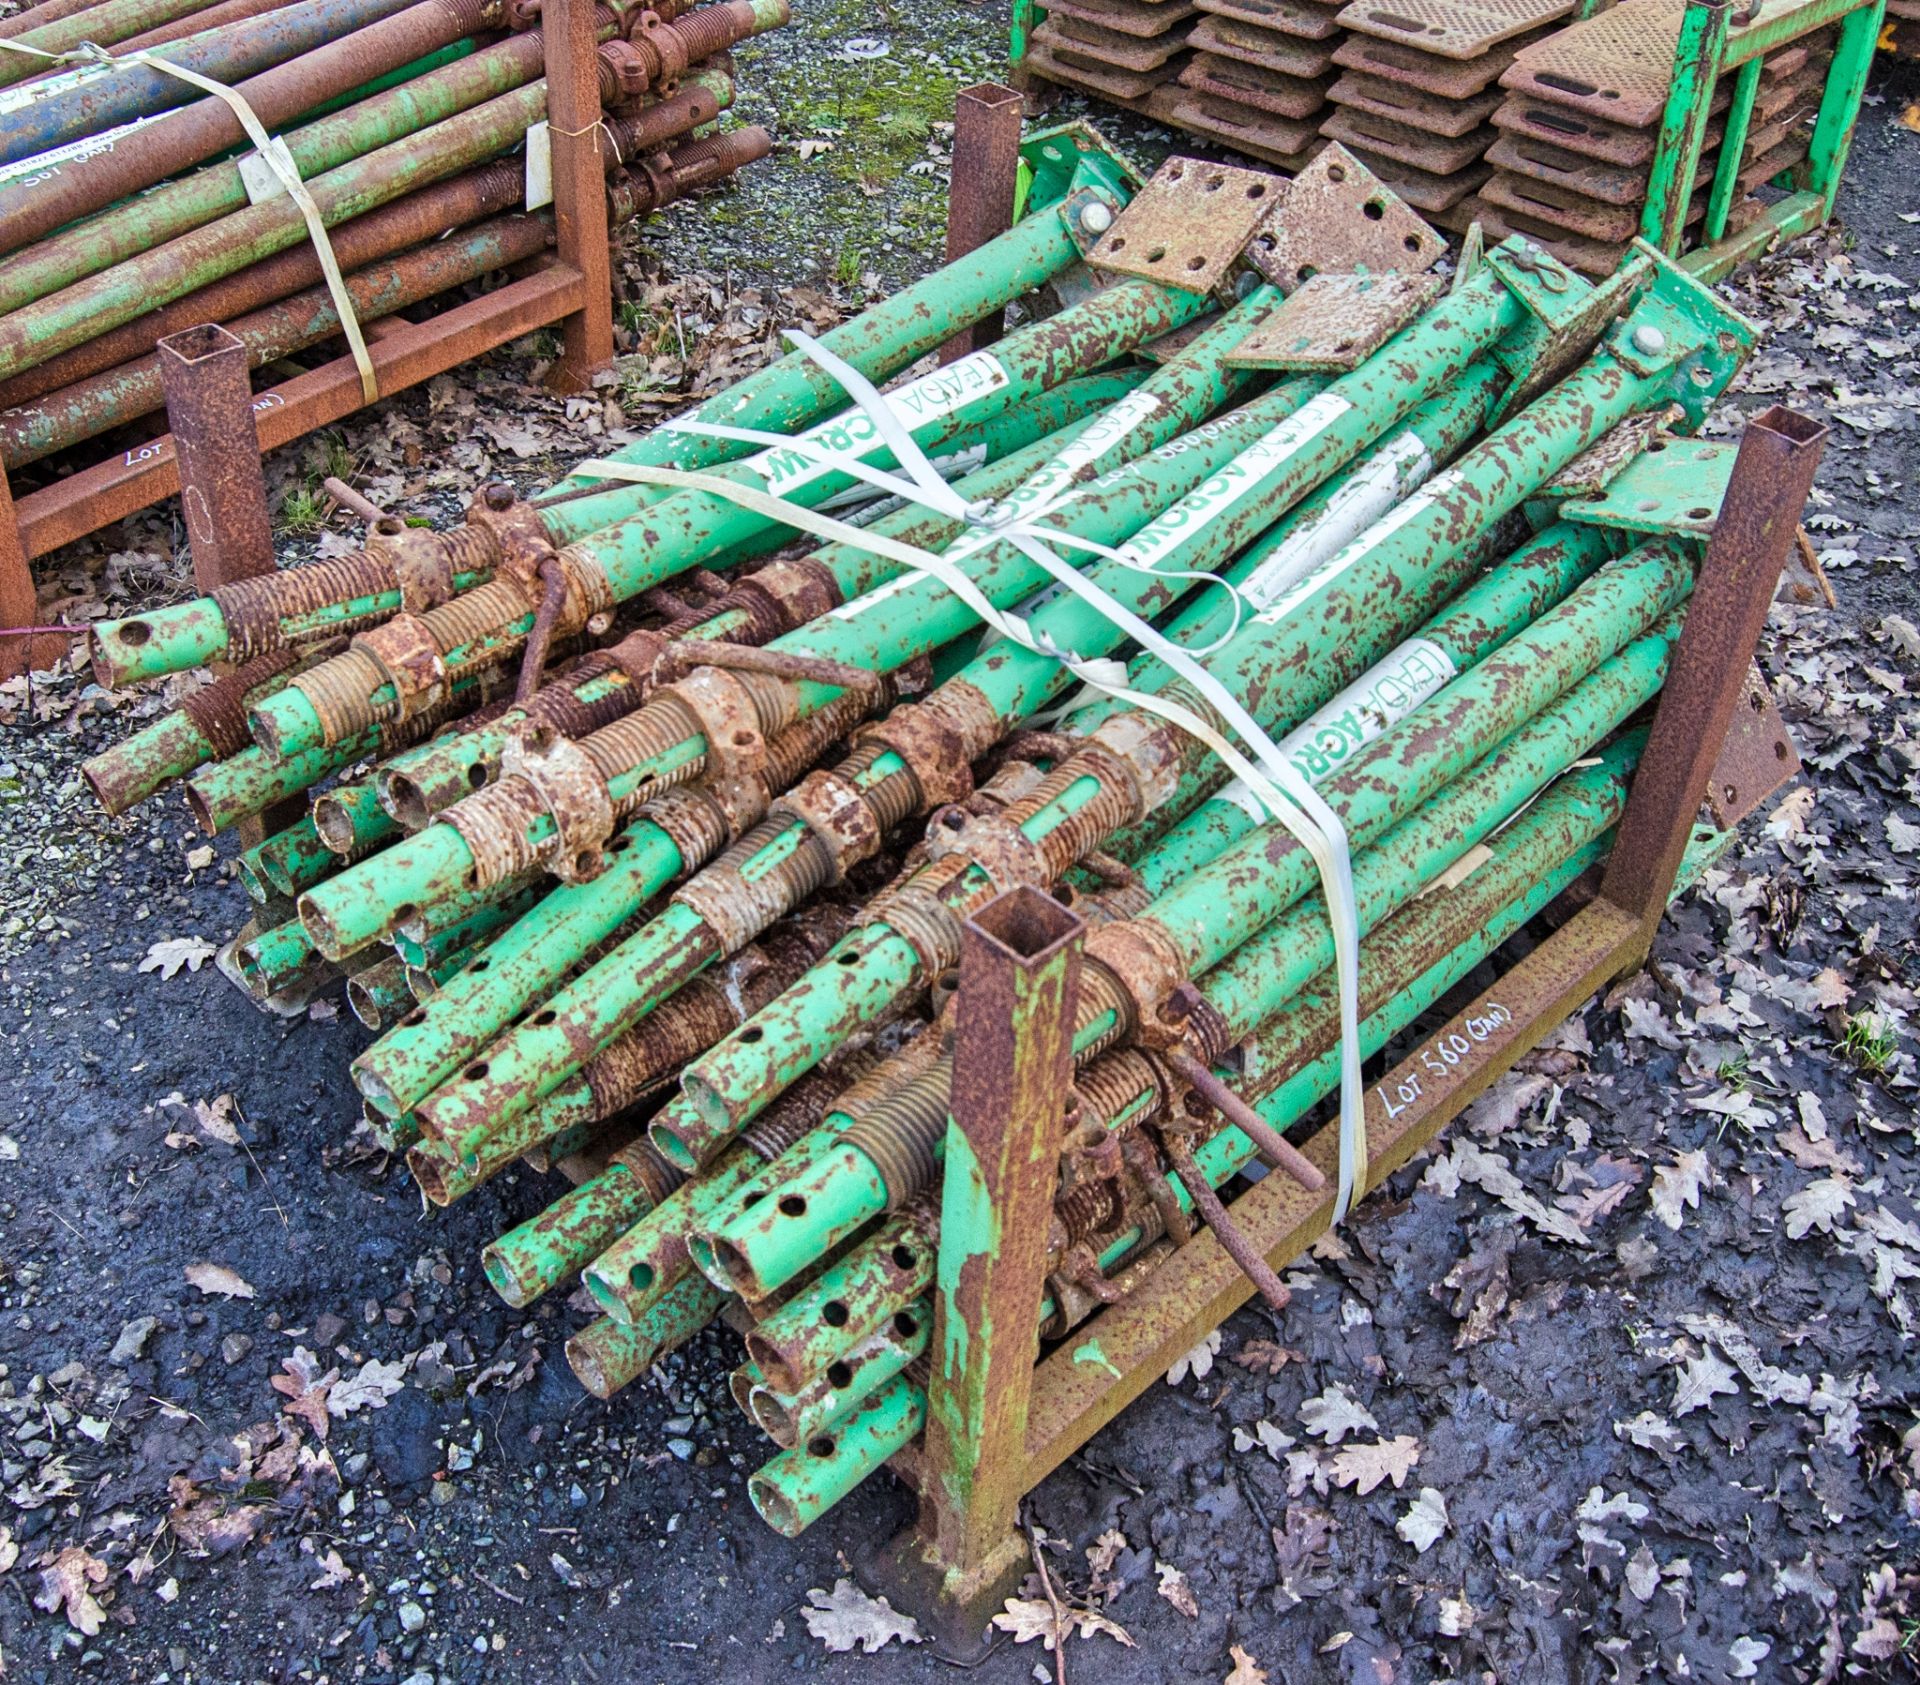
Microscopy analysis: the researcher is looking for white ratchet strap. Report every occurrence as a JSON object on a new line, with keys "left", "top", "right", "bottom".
{"left": 0, "top": 38, "right": 379, "bottom": 403}
{"left": 575, "top": 331, "right": 1372, "bottom": 1220}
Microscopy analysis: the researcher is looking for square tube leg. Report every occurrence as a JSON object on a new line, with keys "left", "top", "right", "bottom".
{"left": 158, "top": 323, "right": 275, "bottom": 592}
{"left": 938, "top": 85, "right": 1025, "bottom": 366}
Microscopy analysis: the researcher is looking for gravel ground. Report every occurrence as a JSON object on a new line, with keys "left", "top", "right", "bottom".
{"left": 0, "top": 26, "right": 1918, "bottom": 1685}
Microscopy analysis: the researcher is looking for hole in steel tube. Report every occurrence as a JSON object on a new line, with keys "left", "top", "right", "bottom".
{"left": 890, "top": 1244, "right": 916, "bottom": 1270}
{"left": 1187, "top": 255, "right": 1207, "bottom": 272}
{"left": 395, "top": 903, "right": 419, "bottom": 924}
{"left": 574, "top": 851, "right": 598, "bottom": 876}
{"left": 778, "top": 1194, "right": 807, "bottom": 1217}
{"left": 467, "top": 764, "right": 489, "bottom": 789}
{"left": 465, "top": 1062, "right": 489, "bottom": 1081}
{"left": 1687, "top": 507, "right": 1712, "bottom": 519}
{"left": 893, "top": 1311, "right": 918, "bottom": 1339}
{"left": 823, "top": 1300, "right": 850, "bottom": 1326}
{"left": 827, "top": 1361, "right": 854, "bottom": 1389}
{"left": 119, "top": 621, "right": 152, "bottom": 646}
{"left": 1107, "top": 235, "right": 1127, "bottom": 253}
{"left": 807, "top": 1436, "right": 836, "bottom": 1458}
{"left": 1296, "top": 264, "right": 1316, "bottom": 283}
{"left": 1326, "top": 164, "right": 1346, "bottom": 182}
{"left": 402, "top": 1009, "right": 427, "bottom": 1027}
{"left": 470, "top": 959, "right": 490, "bottom": 974}
{"left": 1146, "top": 246, "right": 1167, "bottom": 264}
{"left": 740, "top": 1026, "right": 763, "bottom": 1042}
{"left": 1773, "top": 740, "right": 1789, "bottom": 760}
{"left": 1723, "top": 784, "right": 1739, "bottom": 805}
{"left": 1404, "top": 234, "right": 1423, "bottom": 252}
{"left": 838, "top": 952, "right": 860, "bottom": 966}
{"left": 1749, "top": 691, "right": 1767, "bottom": 712}
{"left": 532, "top": 1009, "right": 557, "bottom": 1026}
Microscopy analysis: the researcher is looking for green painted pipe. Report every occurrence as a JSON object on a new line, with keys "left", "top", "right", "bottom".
{"left": 185, "top": 728, "right": 378, "bottom": 835}
{"left": 482, "top": 1152, "right": 671, "bottom": 1309}
{"left": 699, "top": 548, "right": 1695, "bottom": 1297}
{"left": 251, "top": 276, "right": 1209, "bottom": 763}
{"left": 347, "top": 954, "right": 412, "bottom": 1029}
{"left": 235, "top": 912, "right": 319, "bottom": 996}
{"left": 748, "top": 1371, "right": 922, "bottom": 1538}
{"left": 747, "top": 1312, "right": 928, "bottom": 1450}
{"left": 248, "top": 818, "right": 335, "bottom": 899}
{"left": 89, "top": 187, "right": 1096, "bottom": 687}
{"left": 565, "top": 1271, "right": 727, "bottom": 1401}
{"left": 374, "top": 371, "right": 1151, "bottom": 824}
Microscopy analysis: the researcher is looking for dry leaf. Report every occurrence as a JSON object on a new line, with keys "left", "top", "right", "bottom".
{"left": 33, "top": 1546, "right": 108, "bottom": 1635}
{"left": 1396, "top": 1487, "right": 1449, "bottom": 1552}
{"left": 1232, "top": 1419, "right": 1295, "bottom": 1460}
{"left": 1299, "top": 1385, "right": 1379, "bottom": 1444}
{"left": 308, "top": 1547, "right": 354, "bottom": 1591}
{"left": 140, "top": 935, "right": 217, "bottom": 979}
{"left": 184, "top": 1262, "right": 255, "bottom": 1299}
{"left": 1166, "top": 1329, "right": 1221, "bottom": 1385}
{"left": 328, "top": 1357, "right": 407, "bottom": 1418}
{"left": 1673, "top": 1347, "right": 1741, "bottom": 1416}
{"left": 271, "top": 1348, "right": 339, "bottom": 1440}
{"left": 1783, "top": 1176, "right": 1855, "bottom": 1239}
{"left": 192, "top": 1094, "right": 241, "bottom": 1146}
{"left": 1232, "top": 1338, "right": 1303, "bottom": 1375}
{"left": 1328, "top": 1435, "right": 1420, "bottom": 1494}
{"left": 1651, "top": 1151, "right": 1713, "bottom": 1231}
{"left": 1156, "top": 1561, "right": 1199, "bottom": 1617}
{"left": 1225, "top": 1642, "right": 1269, "bottom": 1684}
{"left": 801, "top": 1580, "right": 922, "bottom": 1653}
{"left": 994, "top": 1597, "right": 1135, "bottom": 1650}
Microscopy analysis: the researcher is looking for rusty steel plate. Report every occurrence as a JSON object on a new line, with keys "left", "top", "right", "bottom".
{"left": 1486, "top": 132, "right": 1670, "bottom": 203}
{"left": 1706, "top": 665, "right": 1800, "bottom": 831}
{"left": 1332, "top": 25, "right": 1547, "bottom": 93}
{"left": 1326, "top": 68, "right": 1505, "bottom": 135}
{"left": 1321, "top": 106, "right": 1495, "bottom": 174}
{"left": 1543, "top": 410, "right": 1676, "bottom": 497}
{"left": 1179, "top": 54, "right": 1335, "bottom": 118}
{"left": 1562, "top": 436, "right": 1737, "bottom": 538}
{"left": 1195, "top": 0, "right": 1346, "bottom": 42}
{"left": 1023, "top": 38, "right": 1177, "bottom": 100}
{"left": 1040, "top": 0, "right": 1201, "bottom": 36}
{"left": 1488, "top": 87, "right": 1737, "bottom": 165}
{"left": 1085, "top": 156, "right": 1288, "bottom": 294}
{"left": 1500, "top": 0, "right": 1693, "bottom": 127}
{"left": 1350, "top": 146, "right": 1491, "bottom": 209}
{"left": 1479, "top": 168, "right": 1643, "bottom": 242}
{"left": 1188, "top": 15, "right": 1340, "bottom": 73}
{"left": 1428, "top": 190, "right": 1485, "bottom": 231}
{"left": 1158, "top": 89, "right": 1326, "bottom": 166}
{"left": 1249, "top": 140, "right": 1447, "bottom": 283}
{"left": 1224, "top": 270, "right": 1448, "bottom": 369}
{"left": 1336, "top": 0, "right": 1572, "bottom": 59}
{"left": 1471, "top": 200, "right": 1625, "bottom": 276}
{"left": 1043, "top": 13, "right": 1196, "bottom": 69}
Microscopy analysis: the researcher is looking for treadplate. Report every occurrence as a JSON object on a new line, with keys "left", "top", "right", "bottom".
{"left": 1500, "top": 0, "right": 1691, "bottom": 128}
{"left": 1180, "top": 54, "right": 1336, "bottom": 118}
{"left": 1084, "top": 155, "right": 1287, "bottom": 294}
{"left": 1043, "top": 14, "right": 1196, "bottom": 69}
{"left": 1333, "top": 25, "right": 1547, "bottom": 94}
{"left": 1322, "top": 106, "right": 1496, "bottom": 174}
{"left": 1326, "top": 69, "right": 1505, "bottom": 135}
{"left": 1156, "top": 89, "right": 1326, "bottom": 164}
{"left": 1189, "top": 16, "right": 1341, "bottom": 74}
{"left": 1196, "top": 0, "right": 1346, "bottom": 42}
{"left": 1040, "top": 0, "right": 1201, "bottom": 36}
{"left": 1349, "top": 146, "right": 1490, "bottom": 209}
{"left": 1335, "top": 0, "right": 1573, "bottom": 60}
{"left": 1024, "top": 38, "right": 1179, "bottom": 100}
{"left": 1224, "top": 270, "right": 1448, "bottom": 369}
{"left": 1561, "top": 436, "right": 1737, "bottom": 537}
{"left": 1705, "top": 663, "right": 1800, "bottom": 831}
{"left": 1249, "top": 141, "right": 1447, "bottom": 283}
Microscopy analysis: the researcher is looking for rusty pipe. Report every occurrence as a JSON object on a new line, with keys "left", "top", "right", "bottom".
{"left": 113, "top": 0, "right": 307, "bottom": 53}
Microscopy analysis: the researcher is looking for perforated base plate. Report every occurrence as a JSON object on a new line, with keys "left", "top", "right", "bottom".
{"left": 1189, "top": 14, "right": 1341, "bottom": 73}
{"left": 1225, "top": 270, "right": 1448, "bottom": 369}
{"left": 1336, "top": 0, "right": 1572, "bottom": 59}
{"left": 1249, "top": 140, "right": 1447, "bottom": 281}
{"left": 1560, "top": 436, "right": 1736, "bottom": 536}
{"left": 1326, "top": 68, "right": 1505, "bottom": 135}
{"left": 1084, "top": 155, "right": 1288, "bottom": 293}
{"left": 1180, "top": 53, "right": 1336, "bottom": 117}
{"left": 1321, "top": 105, "right": 1496, "bottom": 173}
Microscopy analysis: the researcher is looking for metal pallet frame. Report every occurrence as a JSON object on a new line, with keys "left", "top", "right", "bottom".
{"left": 859, "top": 401, "right": 1827, "bottom": 1657}
{"left": 0, "top": 0, "right": 618, "bottom": 680}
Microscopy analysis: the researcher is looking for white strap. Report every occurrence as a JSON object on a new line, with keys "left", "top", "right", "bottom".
{"left": 0, "top": 37, "right": 379, "bottom": 402}
{"left": 580, "top": 332, "right": 1372, "bottom": 1220}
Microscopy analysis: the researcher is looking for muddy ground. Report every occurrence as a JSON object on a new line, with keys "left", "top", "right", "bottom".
{"left": 1, "top": 14, "right": 1918, "bottom": 1685}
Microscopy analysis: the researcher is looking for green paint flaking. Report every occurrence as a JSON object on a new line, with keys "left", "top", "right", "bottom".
{"left": 1072, "top": 1338, "right": 1122, "bottom": 1379}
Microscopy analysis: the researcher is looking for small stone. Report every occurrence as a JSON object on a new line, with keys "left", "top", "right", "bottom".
{"left": 109, "top": 1316, "right": 157, "bottom": 1364}
{"left": 430, "top": 1479, "right": 455, "bottom": 1508}
{"left": 398, "top": 1600, "right": 426, "bottom": 1634}
{"left": 221, "top": 1334, "right": 252, "bottom": 1365}
{"left": 666, "top": 1438, "right": 695, "bottom": 1461}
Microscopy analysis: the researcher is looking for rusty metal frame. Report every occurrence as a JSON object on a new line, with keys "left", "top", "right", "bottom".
{"left": 0, "top": 0, "right": 618, "bottom": 681}
{"left": 940, "top": 85, "right": 1028, "bottom": 366}
{"left": 158, "top": 323, "right": 276, "bottom": 593}
{"left": 866, "top": 405, "right": 1826, "bottom": 1650}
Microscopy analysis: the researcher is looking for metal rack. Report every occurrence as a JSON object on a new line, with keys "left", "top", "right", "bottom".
{"left": 860, "top": 399, "right": 1827, "bottom": 1656}
{"left": 0, "top": 0, "right": 616, "bottom": 679}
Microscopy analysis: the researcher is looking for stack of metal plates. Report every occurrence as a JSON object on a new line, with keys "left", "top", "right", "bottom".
{"left": 1024, "top": 0, "right": 1201, "bottom": 109}
{"left": 1318, "top": 0, "right": 1577, "bottom": 228}
{"left": 1473, "top": 0, "right": 1833, "bottom": 273}
{"left": 1154, "top": 0, "right": 1347, "bottom": 169}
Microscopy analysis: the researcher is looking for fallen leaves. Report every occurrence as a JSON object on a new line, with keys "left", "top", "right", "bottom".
{"left": 994, "top": 1597, "right": 1134, "bottom": 1651}
{"left": 1232, "top": 1337, "right": 1303, "bottom": 1374}
{"left": 1650, "top": 1151, "right": 1713, "bottom": 1230}
{"left": 140, "top": 934, "right": 217, "bottom": 978}
{"left": 1156, "top": 1560, "right": 1199, "bottom": 1617}
{"left": 1224, "top": 1643, "right": 1268, "bottom": 1684}
{"left": 1166, "top": 1329, "right": 1221, "bottom": 1385}
{"left": 1673, "top": 1346, "right": 1741, "bottom": 1416}
{"left": 1328, "top": 1436, "right": 1421, "bottom": 1495}
{"left": 271, "top": 1347, "right": 408, "bottom": 1438}
{"left": 801, "top": 1580, "right": 921, "bottom": 1653}
{"left": 33, "top": 1545, "right": 108, "bottom": 1635}
{"left": 1395, "top": 1487, "right": 1449, "bottom": 1553}
{"left": 1783, "top": 1175, "right": 1856, "bottom": 1239}
{"left": 1299, "top": 1384, "right": 1378, "bottom": 1444}
{"left": 184, "top": 1261, "right": 255, "bottom": 1299}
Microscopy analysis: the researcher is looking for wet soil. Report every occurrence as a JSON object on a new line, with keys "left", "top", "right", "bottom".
{"left": 0, "top": 33, "right": 1917, "bottom": 1685}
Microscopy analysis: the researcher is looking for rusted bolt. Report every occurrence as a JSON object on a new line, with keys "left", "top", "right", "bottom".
{"left": 482, "top": 482, "right": 518, "bottom": 512}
